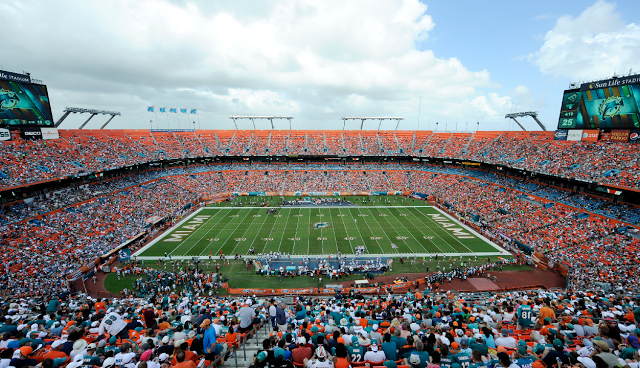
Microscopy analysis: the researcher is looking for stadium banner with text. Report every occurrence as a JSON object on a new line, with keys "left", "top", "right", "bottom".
{"left": 610, "top": 129, "right": 630, "bottom": 142}
{"left": 20, "top": 127, "right": 42, "bottom": 139}
{"left": 567, "top": 130, "right": 583, "bottom": 141}
{"left": 599, "top": 132, "right": 611, "bottom": 141}
{"left": 40, "top": 127, "right": 59, "bottom": 140}
{"left": 581, "top": 130, "right": 599, "bottom": 141}
{"left": 0, "top": 70, "right": 31, "bottom": 84}
{"left": 630, "top": 130, "right": 640, "bottom": 144}
{"left": 0, "top": 128, "right": 10, "bottom": 141}
{"left": 553, "top": 129, "right": 568, "bottom": 140}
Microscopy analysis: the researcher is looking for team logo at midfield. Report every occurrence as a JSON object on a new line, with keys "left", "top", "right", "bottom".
{"left": 314, "top": 222, "right": 330, "bottom": 229}
{"left": 0, "top": 89, "right": 20, "bottom": 112}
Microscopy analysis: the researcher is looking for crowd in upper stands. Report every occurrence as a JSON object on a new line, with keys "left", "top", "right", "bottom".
{"left": 1, "top": 160, "right": 638, "bottom": 298}
{"left": 1, "top": 130, "right": 638, "bottom": 190}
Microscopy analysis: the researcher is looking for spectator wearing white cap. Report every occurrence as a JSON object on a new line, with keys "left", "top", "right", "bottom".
{"left": 44, "top": 340, "right": 68, "bottom": 361}
{"left": 364, "top": 339, "right": 386, "bottom": 362}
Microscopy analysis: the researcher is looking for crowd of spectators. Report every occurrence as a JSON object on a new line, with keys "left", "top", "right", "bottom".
{"left": 1, "top": 281, "right": 640, "bottom": 368}
{"left": 1, "top": 159, "right": 639, "bottom": 298}
{"left": 1, "top": 131, "right": 639, "bottom": 190}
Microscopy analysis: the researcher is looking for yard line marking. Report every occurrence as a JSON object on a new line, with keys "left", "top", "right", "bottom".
{"left": 213, "top": 208, "right": 256, "bottom": 255}
{"left": 307, "top": 208, "right": 311, "bottom": 255}
{"left": 246, "top": 208, "right": 272, "bottom": 252}
{"left": 288, "top": 208, "right": 303, "bottom": 254}
{"left": 326, "top": 207, "right": 342, "bottom": 254}
{"left": 365, "top": 207, "right": 400, "bottom": 254}
{"left": 378, "top": 207, "right": 427, "bottom": 253}
{"left": 384, "top": 207, "right": 437, "bottom": 253}
{"left": 336, "top": 208, "right": 354, "bottom": 253}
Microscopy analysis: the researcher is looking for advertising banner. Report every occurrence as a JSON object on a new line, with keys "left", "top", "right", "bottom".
{"left": 610, "top": 130, "right": 630, "bottom": 142}
{"left": 599, "top": 132, "right": 611, "bottom": 141}
{"left": 567, "top": 130, "right": 583, "bottom": 141}
{"left": 20, "top": 127, "right": 42, "bottom": 139}
{"left": 630, "top": 130, "right": 640, "bottom": 144}
{"left": 553, "top": 130, "right": 568, "bottom": 140}
{"left": 0, "top": 128, "right": 10, "bottom": 141}
{"left": 40, "top": 127, "right": 59, "bottom": 140}
{"left": 581, "top": 130, "right": 599, "bottom": 141}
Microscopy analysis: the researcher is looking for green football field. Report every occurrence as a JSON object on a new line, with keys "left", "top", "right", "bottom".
{"left": 135, "top": 203, "right": 506, "bottom": 258}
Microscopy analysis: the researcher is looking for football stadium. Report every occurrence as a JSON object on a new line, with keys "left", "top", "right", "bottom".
{"left": 2, "top": 1, "right": 640, "bottom": 368}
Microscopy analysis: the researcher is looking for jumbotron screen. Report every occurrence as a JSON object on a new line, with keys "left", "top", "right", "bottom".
{"left": 558, "top": 74, "right": 640, "bottom": 130}
{"left": 0, "top": 70, "right": 54, "bottom": 127}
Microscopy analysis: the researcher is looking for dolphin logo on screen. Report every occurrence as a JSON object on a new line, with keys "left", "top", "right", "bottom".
{"left": 599, "top": 97, "right": 624, "bottom": 119}
{"left": 314, "top": 222, "right": 330, "bottom": 229}
{"left": 0, "top": 89, "right": 20, "bottom": 112}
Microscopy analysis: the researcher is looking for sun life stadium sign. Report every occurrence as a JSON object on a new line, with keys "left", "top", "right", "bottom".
{"left": 581, "top": 74, "right": 640, "bottom": 91}
{"left": 0, "top": 70, "right": 31, "bottom": 84}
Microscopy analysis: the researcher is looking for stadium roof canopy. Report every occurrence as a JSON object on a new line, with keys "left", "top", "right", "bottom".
{"left": 229, "top": 116, "right": 294, "bottom": 129}
{"left": 341, "top": 117, "right": 404, "bottom": 130}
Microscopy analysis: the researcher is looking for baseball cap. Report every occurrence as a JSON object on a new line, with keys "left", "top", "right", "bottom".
{"left": 140, "top": 350, "right": 152, "bottom": 361}
{"left": 316, "top": 346, "right": 327, "bottom": 358}
{"left": 102, "top": 358, "right": 116, "bottom": 368}
{"left": 108, "top": 336, "right": 117, "bottom": 344}
{"left": 451, "top": 342, "right": 459, "bottom": 350}
{"left": 518, "top": 346, "right": 528, "bottom": 356}
{"left": 552, "top": 339, "right": 563, "bottom": 349}
{"left": 162, "top": 336, "right": 170, "bottom": 344}
{"left": 87, "top": 343, "right": 97, "bottom": 350}
{"left": 384, "top": 360, "right": 398, "bottom": 368}
{"left": 532, "top": 361, "right": 545, "bottom": 368}
{"left": 592, "top": 340, "right": 609, "bottom": 350}
{"left": 256, "top": 351, "right": 267, "bottom": 362}
{"left": 298, "top": 337, "right": 307, "bottom": 345}
{"left": 19, "top": 346, "right": 33, "bottom": 356}
{"left": 200, "top": 319, "right": 211, "bottom": 328}
{"left": 51, "top": 340, "right": 64, "bottom": 349}
{"left": 577, "top": 357, "right": 597, "bottom": 368}
{"left": 158, "top": 353, "right": 169, "bottom": 363}
{"left": 410, "top": 354, "right": 421, "bottom": 365}
{"left": 352, "top": 336, "right": 359, "bottom": 345}
{"left": 628, "top": 336, "right": 640, "bottom": 349}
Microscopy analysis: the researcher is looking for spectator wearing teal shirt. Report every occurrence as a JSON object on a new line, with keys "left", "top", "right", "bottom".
{"left": 381, "top": 333, "right": 398, "bottom": 361}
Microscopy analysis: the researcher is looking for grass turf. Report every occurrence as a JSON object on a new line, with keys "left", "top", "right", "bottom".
{"left": 103, "top": 258, "right": 529, "bottom": 294}
{"left": 138, "top": 198, "right": 502, "bottom": 258}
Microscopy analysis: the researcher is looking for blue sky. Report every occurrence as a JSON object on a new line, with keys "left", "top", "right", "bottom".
{"left": 1, "top": 0, "right": 639, "bottom": 131}
{"left": 420, "top": 0, "right": 640, "bottom": 131}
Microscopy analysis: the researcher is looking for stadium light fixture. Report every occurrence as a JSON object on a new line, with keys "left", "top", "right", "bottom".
{"left": 341, "top": 117, "right": 404, "bottom": 130}
{"left": 504, "top": 112, "right": 546, "bottom": 131}
{"left": 229, "top": 116, "right": 294, "bottom": 130}
{"left": 55, "top": 107, "right": 122, "bottom": 129}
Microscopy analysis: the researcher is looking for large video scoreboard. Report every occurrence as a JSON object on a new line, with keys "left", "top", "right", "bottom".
{"left": 558, "top": 74, "right": 640, "bottom": 130}
{"left": 0, "top": 70, "right": 54, "bottom": 127}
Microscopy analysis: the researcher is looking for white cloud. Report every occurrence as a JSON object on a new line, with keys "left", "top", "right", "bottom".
{"left": 533, "top": 0, "right": 640, "bottom": 81}
{"left": 0, "top": 0, "right": 513, "bottom": 130}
